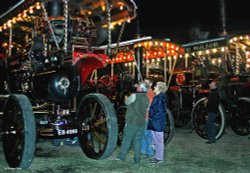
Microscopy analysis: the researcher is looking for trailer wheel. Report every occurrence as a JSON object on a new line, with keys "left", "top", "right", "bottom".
{"left": 229, "top": 97, "right": 250, "bottom": 136}
{"left": 191, "top": 97, "right": 226, "bottom": 141}
{"left": 115, "top": 105, "right": 127, "bottom": 145}
{"left": 77, "top": 93, "right": 118, "bottom": 159}
{"left": 115, "top": 106, "right": 174, "bottom": 145}
{"left": 165, "top": 109, "right": 175, "bottom": 144}
{"left": 2, "top": 94, "right": 36, "bottom": 169}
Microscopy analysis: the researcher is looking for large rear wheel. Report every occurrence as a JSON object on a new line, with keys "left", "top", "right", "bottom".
{"left": 2, "top": 94, "right": 36, "bottom": 169}
{"left": 191, "top": 97, "right": 226, "bottom": 141}
{"left": 229, "top": 97, "right": 250, "bottom": 136}
{"left": 77, "top": 93, "right": 118, "bottom": 159}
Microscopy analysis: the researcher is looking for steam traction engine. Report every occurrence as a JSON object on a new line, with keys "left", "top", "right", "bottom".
{"left": 183, "top": 34, "right": 250, "bottom": 141}
{"left": 0, "top": 0, "right": 137, "bottom": 169}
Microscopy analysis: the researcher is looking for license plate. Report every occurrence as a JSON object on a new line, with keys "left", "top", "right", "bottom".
{"left": 57, "top": 129, "right": 78, "bottom": 135}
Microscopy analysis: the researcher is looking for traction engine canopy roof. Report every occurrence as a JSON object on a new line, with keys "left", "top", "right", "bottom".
{"left": 0, "top": 0, "right": 137, "bottom": 49}
{"left": 98, "top": 36, "right": 185, "bottom": 64}
{"left": 182, "top": 33, "right": 250, "bottom": 75}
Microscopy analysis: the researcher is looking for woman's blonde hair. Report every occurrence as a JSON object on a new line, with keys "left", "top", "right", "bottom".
{"left": 156, "top": 82, "right": 167, "bottom": 93}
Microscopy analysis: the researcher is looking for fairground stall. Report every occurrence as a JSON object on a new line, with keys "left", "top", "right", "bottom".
{"left": 0, "top": 0, "right": 137, "bottom": 169}
{"left": 183, "top": 33, "right": 250, "bottom": 141}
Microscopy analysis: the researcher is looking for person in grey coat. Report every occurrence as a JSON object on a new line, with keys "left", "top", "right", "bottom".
{"left": 115, "top": 81, "right": 149, "bottom": 164}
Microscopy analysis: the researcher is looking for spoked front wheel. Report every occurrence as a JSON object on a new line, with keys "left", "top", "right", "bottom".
{"left": 77, "top": 93, "right": 118, "bottom": 159}
{"left": 2, "top": 94, "right": 36, "bottom": 169}
{"left": 191, "top": 97, "right": 226, "bottom": 141}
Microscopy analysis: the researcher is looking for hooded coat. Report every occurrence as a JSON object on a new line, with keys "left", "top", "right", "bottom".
{"left": 147, "top": 93, "right": 167, "bottom": 132}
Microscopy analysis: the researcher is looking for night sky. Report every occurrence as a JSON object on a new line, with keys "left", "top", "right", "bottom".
{"left": 0, "top": 0, "right": 20, "bottom": 14}
{"left": 126, "top": 0, "right": 250, "bottom": 43}
{"left": 1, "top": 0, "right": 250, "bottom": 44}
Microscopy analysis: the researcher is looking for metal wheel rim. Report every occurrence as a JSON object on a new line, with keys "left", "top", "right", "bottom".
{"left": 191, "top": 97, "right": 225, "bottom": 141}
{"left": 77, "top": 93, "right": 118, "bottom": 159}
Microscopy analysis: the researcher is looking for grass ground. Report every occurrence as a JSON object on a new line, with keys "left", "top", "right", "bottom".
{"left": 0, "top": 127, "right": 249, "bottom": 173}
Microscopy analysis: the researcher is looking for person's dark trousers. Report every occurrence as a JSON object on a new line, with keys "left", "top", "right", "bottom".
{"left": 118, "top": 123, "right": 144, "bottom": 162}
{"left": 206, "top": 112, "right": 217, "bottom": 142}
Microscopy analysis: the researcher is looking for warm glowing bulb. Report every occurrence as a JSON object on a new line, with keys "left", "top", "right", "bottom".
{"left": 109, "top": 24, "right": 114, "bottom": 29}
{"left": 102, "top": 5, "right": 106, "bottom": 11}
{"left": 2, "top": 42, "right": 8, "bottom": 47}
{"left": 29, "top": 8, "right": 34, "bottom": 14}
{"left": 12, "top": 18, "right": 17, "bottom": 24}
{"left": 119, "top": 5, "right": 124, "bottom": 10}
{"left": 36, "top": 3, "right": 41, "bottom": 10}
{"left": 23, "top": 12, "right": 27, "bottom": 18}
{"left": 7, "top": 21, "right": 12, "bottom": 27}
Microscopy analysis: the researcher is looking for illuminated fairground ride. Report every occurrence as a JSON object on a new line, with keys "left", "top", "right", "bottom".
{"left": 0, "top": 0, "right": 137, "bottom": 169}
{"left": 183, "top": 33, "right": 250, "bottom": 141}
{"left": 86, "top": 36, "right": 185, "bottom": 145}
